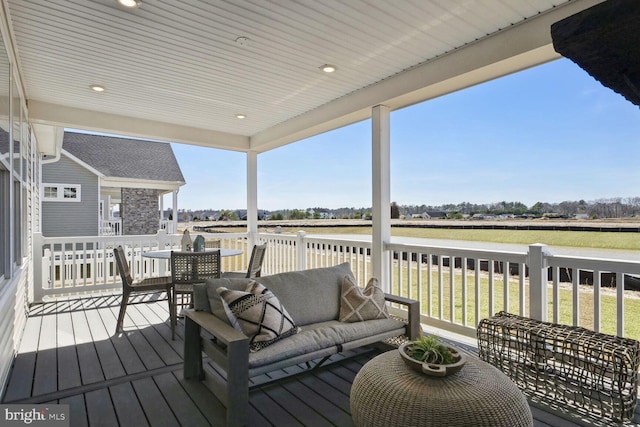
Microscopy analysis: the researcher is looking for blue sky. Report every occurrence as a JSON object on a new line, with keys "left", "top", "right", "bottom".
{"left": 170, "top": 58, "right": 640, "bottom": 211}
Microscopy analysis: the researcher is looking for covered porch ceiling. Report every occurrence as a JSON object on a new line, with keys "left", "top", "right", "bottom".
{"left": 6, "top": 0, "right": 603, "bottom": 153}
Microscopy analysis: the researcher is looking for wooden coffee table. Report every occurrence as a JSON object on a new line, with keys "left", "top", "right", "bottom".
{"left": 350, "top": 349, "right": 533, "bottom": 427}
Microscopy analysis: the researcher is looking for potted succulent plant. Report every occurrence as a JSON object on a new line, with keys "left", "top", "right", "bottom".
{"left": 399, "top": 335, "right": 466, "bottom": 377}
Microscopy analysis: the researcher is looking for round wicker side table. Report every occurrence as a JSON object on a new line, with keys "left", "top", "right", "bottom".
{"left": 350, "top": 350, "right": 533, "bottom": 427}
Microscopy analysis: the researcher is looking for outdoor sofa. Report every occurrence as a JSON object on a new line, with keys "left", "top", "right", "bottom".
{"left": 183, "top": 262, "right": 420, "bottom": 427}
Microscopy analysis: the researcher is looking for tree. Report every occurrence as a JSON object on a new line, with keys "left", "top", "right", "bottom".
{"left": 390, "top": 202, "right": 400, "bottom": 219}
{"left": 288, "top": 209, "right": 307, "bottom": 220}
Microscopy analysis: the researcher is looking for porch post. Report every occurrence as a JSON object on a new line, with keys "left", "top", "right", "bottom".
{"left": 32, "top": 232, "right": 44, "bottom": 303}
{"left": 296, "top": 230, "right": 307, "bottom": 271}
{"left": 528, "top": 243, "right": 550, "bottom": 321}
{"left": 372, "top": 104, "right": 391, "bottom": 292}
{"left": 172, "top": 189, "right": 178, "bottom": 234}
{"left": 247, "top": 151, "right": 258, "bottom": 247}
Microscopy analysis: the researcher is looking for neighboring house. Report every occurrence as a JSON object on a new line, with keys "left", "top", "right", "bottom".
{"left": 42, "top": 132, "right": 185, "bottom": 237}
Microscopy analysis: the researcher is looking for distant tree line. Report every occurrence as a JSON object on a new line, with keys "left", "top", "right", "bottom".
{"left": 174, "top": 197, "right": 640, "bottom": 221}
{"left": 398, "top": 197, "right": 640, "bottom": 219}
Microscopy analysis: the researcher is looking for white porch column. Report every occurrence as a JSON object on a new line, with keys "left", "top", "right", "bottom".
{"left": 247, "top": 150, "right": 258, "bottom": 247}
{"left": 372, "top": 104, "right": 391, "bottom": 292}
{"left": 159, "top": 194, "right": 164, "bottom": 220}
{"left": 172, "top": 189, "right": 178, "bottom": 234}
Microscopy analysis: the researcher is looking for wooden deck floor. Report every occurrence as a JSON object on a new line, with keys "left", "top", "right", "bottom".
{"left": 1, "top": 295, "right": 637, "bottom": 426}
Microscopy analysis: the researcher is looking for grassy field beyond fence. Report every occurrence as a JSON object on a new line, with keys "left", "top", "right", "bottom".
{"left": 389, "top": 265, "right": 640, "bottom": 341}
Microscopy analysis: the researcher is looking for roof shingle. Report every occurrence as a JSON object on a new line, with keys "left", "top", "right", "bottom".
{"left": 62, "top": 132, "right": 185, "bottom": 183}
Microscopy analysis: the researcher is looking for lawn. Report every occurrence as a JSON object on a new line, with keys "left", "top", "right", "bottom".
{"left": 245, "top": 223, "right": 640, "bottom": 250}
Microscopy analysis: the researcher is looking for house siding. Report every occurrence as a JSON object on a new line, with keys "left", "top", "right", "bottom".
{"left": 41, "top": 155, "right": 98, "bottom": 237}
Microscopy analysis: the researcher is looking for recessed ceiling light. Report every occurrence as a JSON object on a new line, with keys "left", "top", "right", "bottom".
{"left": 90, "top": 85, "right": 105, "bottom": 92}
{"left": 320, "top": 64, "right": 337, "bottom": 73}
{"left": 235, "top": 36, "right": 250, "bottom": 46}
{"left": 116, "top": 0, "right": 141, "bottom": 9}
{"left": 236, "top": 114, "right": 247, "bottom": 119}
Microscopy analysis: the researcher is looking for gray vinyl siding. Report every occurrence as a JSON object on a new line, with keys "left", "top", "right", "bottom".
{"left": 42, "top": 155, "right": 99, "bottom": 237}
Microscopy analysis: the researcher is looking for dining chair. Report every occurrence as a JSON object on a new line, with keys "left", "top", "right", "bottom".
{"left": 170, "top": 250, "right": 221, "bottom": 339}
{"left": 221, "top": 243, "right": 267, "bottom": 279}
{"left": 113, "top": 246, "right": 173, "bottom": 335}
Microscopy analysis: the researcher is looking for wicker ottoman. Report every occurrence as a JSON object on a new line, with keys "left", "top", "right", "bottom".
{"left": 350, "top": 350, "right": 532, "bottom": 427}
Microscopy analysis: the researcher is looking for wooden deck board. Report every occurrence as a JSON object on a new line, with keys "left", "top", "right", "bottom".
{"left": 281, "top": 379, "right": 353, "bottom": 426}
{"left": 250, "top": 387, "right": 301, "bottom": 426}
{"left": 32, "top": 308, "right": 58, "bottom": 396}
{"left": 131, "top": 376, "right": 179, "bottom": 427}
{"left": 169, "top": 370, "right": 227, "bottom": 426}
{"left": 136, "top": 303, "right": 183, "bottom": 355}
{"left": 59, "top": 394, "right": 88, "bottom": 427}
{"left": 85, "top": 388, "right": 119, "bottom": 426}
{"left": 2, "top": 296, "right": 635, "bottom": 427}
{"left": 95, "top": 304, "right": 147, "bottom": 376}
{"left": 298, "top": 373, "right": 352, "bottom": 412}
{"left": 109, "top": 382, "right": 149, "bottom": 427}
{"left": 153, "top": 371, "right": 211, "bottom": 426}
{"left": 261, "top": 382, "right": 334, "bottom": 427}
{"left": 83, "top": 306, "right": 127, "bottom": 380}
{"left": 70, "top": 305, "right": 105, "bottom": 385}
{"left": 3, "top": 312, "right": 41, "bottom": 401}
{"left": 57, "top": 299, "right": 83, "bottom": 391}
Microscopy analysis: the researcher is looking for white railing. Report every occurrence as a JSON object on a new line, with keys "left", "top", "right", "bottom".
{"left": 545, "top": 252, "right": 640, "bottom": 337}
{"left": 385, "top": 242, "right": 529, "bottom": 338}
{"left": 159, "top": 219, "right": 176, "bottom": 234}
{"left": 100, "top": 219, "right": 122, "bottom": 236}
{"left": 33, "top": 230, "right": 250, "bottom": 301}
{"left": 32, "top": 229, "right": 640, "bottom": 341}
{"left": 256, "top": 232, "right": 372, "bottom": 285}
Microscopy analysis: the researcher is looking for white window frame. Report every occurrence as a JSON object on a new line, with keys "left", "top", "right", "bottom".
{"left": 42, "top": 183, "right": 81, "bottom": 202}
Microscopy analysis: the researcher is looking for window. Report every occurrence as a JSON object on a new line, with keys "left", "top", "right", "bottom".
{"left": 44, "top": 186, "right": 57, "bottom": 199}
{"left": 43, "top": 184, "right": 81, "bottom": 202}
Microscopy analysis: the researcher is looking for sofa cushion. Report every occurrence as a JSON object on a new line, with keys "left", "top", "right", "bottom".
{"left": 194, "top": 277, "right": 254, "bottom": 325}
{"left": 248, "top": 318, "right": 405, "bottom": 369}
{"left": 217, "top": 281, "right": 300, "bottom": 351}
{"left": 339, "top": 276, "right": 389, "bottom": 322}
{"left": 255, "top": 262, "right": 354, "bottom": 326}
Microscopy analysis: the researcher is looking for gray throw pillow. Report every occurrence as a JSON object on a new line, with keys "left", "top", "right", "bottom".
{"left": 217, "top": 281, "right": 300, "bottom": 352}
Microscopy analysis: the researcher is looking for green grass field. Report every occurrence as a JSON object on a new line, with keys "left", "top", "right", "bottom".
{"left": 388, "top": 267, "right": 640, "bottom": 341}
{"left": 250, "top": 224, "right": 640, "bottom": 250}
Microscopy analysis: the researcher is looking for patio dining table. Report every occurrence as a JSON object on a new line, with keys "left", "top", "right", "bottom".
{"left": 143, "top": 248, "right": 244, "bottom": 277}
{"left": 142, "top": 248, "right": 243, "bottom": 259}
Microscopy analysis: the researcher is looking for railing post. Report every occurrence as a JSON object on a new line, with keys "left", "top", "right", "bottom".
{"left": 156, "top": 229, "right": 168, "bottom": 249}
{"left": 32, "top": 232, "right": 44, "bottom": 303}
{"left": 528, "top": 243, "right": 550, "bottom": 321}
{"left": 296, "top": 230, "right": 307, "bottom": 271}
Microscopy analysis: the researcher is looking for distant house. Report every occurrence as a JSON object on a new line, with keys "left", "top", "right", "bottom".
{"left": 425, "top": 211, "right": 447, "bottom": 219}
{"left": 42, "top": 132, "right": 185, "bottom": 237}
{"left": 317, "top": 210, "right": 335, "bottom": 219}
{"left": 472, "top": 213, "right": 496, "bottom": 220}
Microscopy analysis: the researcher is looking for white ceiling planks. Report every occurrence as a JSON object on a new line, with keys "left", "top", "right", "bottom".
{"left": 5, "top": 0, "right": 602, "bottom": 151}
